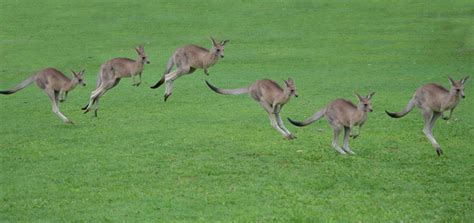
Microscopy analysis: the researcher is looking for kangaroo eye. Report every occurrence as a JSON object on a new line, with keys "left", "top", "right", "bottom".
{"left": 216, "top": 49, "right": 220, "bottom": 52}
{"left": 142, "top": 57, "right": 146, "bottom": 59}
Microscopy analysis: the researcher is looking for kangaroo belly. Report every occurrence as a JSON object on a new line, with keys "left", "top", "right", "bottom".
{"left": 35, "top": 77, "right": 48, "bottom": 90}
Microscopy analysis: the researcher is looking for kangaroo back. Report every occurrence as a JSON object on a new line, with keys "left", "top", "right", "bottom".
{"left": 205, "top": 80, "right": 248, "bottom": 95}
{"left": 385, "top": 98, "right": 415, "bottom": 118}
{"left": 0, "top": 75, "right": 36, "bottom": 95}
{"left": 288, "top": 108, "right": 326, "bottom": 127}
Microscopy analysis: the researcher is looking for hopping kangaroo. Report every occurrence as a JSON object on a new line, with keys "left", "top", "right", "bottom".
{"left": 0, "top": 68, "right": 86, "bottom": 124}
{"left": 82, "top": 46, "right": 150, "bottom": 116}
{"left": 385, "top": 76, "right": 469, "bottom": 156}
{"left": 150, "top": 37, "right": 229, "bottom": 101}
{"left": 288, "top": 92, "right": 375, "bottom": 154}
{"left": 206, "top": 78, "right": 298, "bottom": 139}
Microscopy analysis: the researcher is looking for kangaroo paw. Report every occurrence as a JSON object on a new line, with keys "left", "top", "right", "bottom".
{"left": 164, "top": 94, "right": 171, "bottom": 102}
{"left": 350, "top": 134, "right": 359, "bottom": 139}
{"left": 436, "top": 148, "right": 443, "bottom": 156}
{"left": 343, "top": 148, "right": 356, "bottom": 155}
{"left": 83, "top": 109, "right": 90, "bottom": 114}
{"left": 81, "top": 105, "right": 88, "bottom": 110}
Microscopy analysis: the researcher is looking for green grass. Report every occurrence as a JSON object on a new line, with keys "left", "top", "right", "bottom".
{"left": 1, "top": 0, "right": 473, "bottom": 221}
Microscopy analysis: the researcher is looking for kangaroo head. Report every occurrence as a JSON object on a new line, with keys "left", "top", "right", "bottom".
{"left": 72, "top": 69, "right": 86, "bottom": 87}
{"left": 355, "top": 92, "right": 374, "bottom": 112}
{"left": 135, "top": 46, "right": 150, "bottom": 64}
{"left": 210, "top": 37, "right": 229, "bottom": 59}
{"left": 284, "top": 78, "right": 298, "bottom": 98}
{"left": 448, "top": 76, "right": 469, "bottom": 98}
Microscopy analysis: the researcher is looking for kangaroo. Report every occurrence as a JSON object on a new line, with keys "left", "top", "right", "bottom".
{"left": 385, "top": 76, "right": 469, "bottom": 156}
{"left": 0, "top": 68, "right": 86, "bottom": 124}
{"left": 205, "top": 78, "right": 298, "bottom": 139}
{"left": 150, "top": 37, "right": 229, "bottom": 102}
{"left": 82, "top": 46, "right": 150, "bottom": 116}
{"left": 288, "top": 92, "right": 375, "bottom": 155}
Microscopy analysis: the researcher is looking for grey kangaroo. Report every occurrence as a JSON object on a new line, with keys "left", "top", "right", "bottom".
{"left": 385, "top": 76, "right": 469, "bottom": 156}
{"left": 288, "top": 92, "right": 375, "bottom": 154}
{"left": 82, "top": 46, "right": 150, "bottom": 116}
{"left": 150, "top": 37, "right": 229, "bottom": 101}
{"left": 0, "top": 68, "right": 86, "bottom": 124}
{"left": 206, "top": 78, "right": 298, "bottom": 139}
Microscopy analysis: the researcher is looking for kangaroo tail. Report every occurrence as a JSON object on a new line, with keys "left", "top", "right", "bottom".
{"left": 288, "top": 108, "right": 326, "bottom": 127}
{"left": 150, "top": 76, "right": 165, "bottom": 89}
{"left": 150, "top": 57, "right": 174, "bottom": 89}
{"left": 0, "top": 75, "right": 36, "bottom": 95}
{"left": 385, "top": 98, "right": 415, "bottom": 118}
{"left": 205, "top": 80, "right": 248, "bottom": 95}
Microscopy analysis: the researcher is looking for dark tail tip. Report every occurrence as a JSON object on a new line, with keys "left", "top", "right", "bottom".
{"left": 287, "top": 118, "right": 304, "bottom": 127}
{"left": 0, "top": 90, "right": 13, "bottom": 95}
{"left": 150, "top": 76, "right": 165, "bottom": 89}
{"left": 81, "top": 104, "right": 89, "bottom": 110}
{"left": 205, "top": 80, "right": 219, "bottom": 93}
{"left": 385, "top": 110, "right": 399, "bottom": 118}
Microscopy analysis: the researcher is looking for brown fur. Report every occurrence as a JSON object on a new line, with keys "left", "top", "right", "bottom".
{"left": 151, "top": 37, "right": 229, "bottom": 102}
{"left": 0, "top": 68, "right": 86, "bottom": 123}
{"left": 288, "top": 93, "right": 375, "bottom": 154}
{"left": 386, "top": 76, "right": 469, "bottom": 156}
{"left": 206, "top": 78, "right": 298, "bottom": 139}
{"left": 82, "top": 46, "right": 149, "bottom": 116}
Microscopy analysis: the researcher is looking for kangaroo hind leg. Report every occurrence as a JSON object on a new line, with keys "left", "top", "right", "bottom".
{"left": 342, "top": 126, "right": 355, "bottom": 154}
{"left": 274, "top": 111, "right": 296, "bottom": 139}
{"left": 259, "top": 101, "right": 291, "bottom": 139}
{"left": 331, "top": 125, "right": 346, "bottom": 154}
{"left": 163, "top": 68, "right": 188, "bottom": 102}
{"left": 47, "top": 89, "right": 72, "bottom": 124}
{"left": 92, "top": 78, "right": 120, "bottom": 117}
{"left": 422, "top": 111, "right": 443, "bottom": 156}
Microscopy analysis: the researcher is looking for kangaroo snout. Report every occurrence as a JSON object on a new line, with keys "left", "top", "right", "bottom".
{"left": 220, "top": 55, "right": 224, "bottom": 58}
{"left": 146, "top": 61, "right": 150, "bottom": 64}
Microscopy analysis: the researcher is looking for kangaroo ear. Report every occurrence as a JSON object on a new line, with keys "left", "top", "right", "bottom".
{"left": 284, "top": 80, "right": 289, "bottom": 86}
{"left": 355, "top": 92, "right": 364, "bottom": 101}
{"left": 461, "top": 76, "right": 469, "bottom": 84}
{"left": 71, "top": 70, "right": 78, "bottom": 76}
{"left": 287, "top": 77, "right": 294, "bottom": 83}
{"left": 80, "top": 69, "right": 85, "bottom": 75}
{"left": 448, "top": 76, "right": 455, "bottom": 85}
{"left": 210, "top": 37, "right": 217, "bottom": 46}
{"left": 220, "top": 39, "right": 229, "bottom": 46}
{"left": 135, "top": 47, "right": 141, "bottom": 54}
{"left": 367, "top": 92, "right": 375, "bottom": 99}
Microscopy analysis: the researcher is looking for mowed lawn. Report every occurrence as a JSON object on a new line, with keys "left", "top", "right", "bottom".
{"left": 1, "top": 0, "right": 473, "bottom": 221}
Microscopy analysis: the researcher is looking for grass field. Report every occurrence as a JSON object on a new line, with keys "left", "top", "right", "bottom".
{"left": 1, "top": 0, "right": 473, "bottom": 221}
